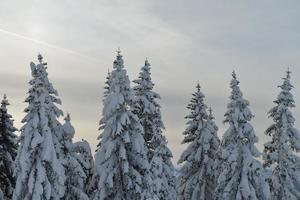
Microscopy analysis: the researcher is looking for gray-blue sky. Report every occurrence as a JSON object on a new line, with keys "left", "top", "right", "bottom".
{"left": 0, "top": 0, "right": 300, "bottom": 163}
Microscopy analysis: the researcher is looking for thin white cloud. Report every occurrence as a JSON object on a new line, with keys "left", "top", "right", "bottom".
{"left": 0, "top": 28, "right": 99, "bottom": 62}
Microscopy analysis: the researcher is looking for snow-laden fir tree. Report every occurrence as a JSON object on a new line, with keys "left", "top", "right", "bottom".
{"left": 149, "top": 135, "right": 176, "bottom": 200}
{"left": 93, "top": 50, "right": 152, "bottom": 200}
{"left": 13, "top": 54, "right": 65, "bottom": 200}
{"left": 103, "top": 70, "right": 112, "bottom": 99}
{"left": 0, "top": 94, "right": 18, "bottom": 199}
{"left": 133, "top": 59, "right": 176, "bottom": 200}
{"left": 97, "top": 70, "right": 112, "bottom": 150}
{"left": 263, "top": 70, "right": 300, "bottom": 200}
{"left": 74, "top": 139, "right": 94, "bottom": 196}
{"left": 177, "top": 83, "right": 220, "bottom": 200}
{"left": 207, "top": 107, "right": 222, "bottom": 185}
{"left": 61, "top": 114, "right": 89, "bottom": 200}
{"left": 90, "top": 70, "right": 112, "bottom": 193}
{"left": 133, "top": 59, "right": 163, "bottom": 158}
{"left": 215, "top": 72, "right": 270, "bottom": 200}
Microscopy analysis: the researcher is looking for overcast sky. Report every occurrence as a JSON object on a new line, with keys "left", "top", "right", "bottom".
{"left": 0, "top": 0, "right": 300, "bottom": 163}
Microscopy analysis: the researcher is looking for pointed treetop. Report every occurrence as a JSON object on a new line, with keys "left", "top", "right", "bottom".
{"left": 145, "top": 57, "right": 150, "bottom": 66}
{"left": 232, "top": 70, "right": 237, "bottom": 79}
{"left": 116, "top": 47, "right": 121, "bottom": 55}
{"left": 1, "top": 94, "right": 9, "bottom": 107}
{"left": 196, "top": 81, "right": 201, "bottom": 91}
{"left": 286, "top": 67, "right": 291, "bottom": 79}
{"left": 38, "top": 53, "right": 43, "bottom": 63}
{"left": 64, "top": 113, "right": 71, "bottom": 122}
{"left": 279, "top": 68, "right": 294, "bottom": 94}
{"left": 231, "top": 70, "right": 240, "bottom": 87}
{"left": 63, "top": 113, "right": 75, "bottom": 138}
{"left": 113, "top": 48, "right": 124, "bottom": 70}
{"left": 37, "top": 53, "right": 47, "bottom": 66}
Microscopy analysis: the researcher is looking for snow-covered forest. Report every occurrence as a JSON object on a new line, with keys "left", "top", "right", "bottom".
{"left": 1, "top": 51, "right": 300, "bottom": 200}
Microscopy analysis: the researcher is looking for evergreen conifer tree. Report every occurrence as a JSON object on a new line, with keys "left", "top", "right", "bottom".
{"left": 103, "top": 70, "right": 112, "bottom": 99}
{"left": 13, "top": 54, "right": 65, "bottom": 200}
{"left": 263, "top": 70, "right": 300, "bottom": 200}
{"left": 215, "top": 72, "right": 270, "bottom": 200}
{"left": 0, "top": 94, "right": 18, "bottom": 199}
{"left": 177, "top": 84, "right": 220, "bottom": 200}
{"left": 93, "top": 50, "right": 152, "bottom": 200}
{"left": 133, "top": 59, "right": 176, "bottom": 200}
{"left": 97, "top": 70, "right": 112, "bottom": 150}
{"left": 61, "top": 114, "right": 89, "bottom": 200}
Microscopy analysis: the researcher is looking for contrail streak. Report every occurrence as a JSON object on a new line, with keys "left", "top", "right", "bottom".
{"left": 0, "top": 28, "right": 99, "bottom": 63}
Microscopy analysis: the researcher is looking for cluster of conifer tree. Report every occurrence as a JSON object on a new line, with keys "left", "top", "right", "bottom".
{"left": 177, "top": 69, "right": 300, "bottom": 200}
{"left": 0, "top": 51, "right": 300, "bottom": 200}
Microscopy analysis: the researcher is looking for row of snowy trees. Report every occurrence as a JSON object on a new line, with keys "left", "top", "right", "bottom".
{"left": 92, "top": 51, "right": 176, "bottom": 200}
{"left": 177, "top": 70, "right": 300, "bottom": 200}
{"left": 12, "top": 54, "right": 95, "bottom": 200}
{"left": 0, "top": 51, "right": 176, "bottom": 200}
{"left": 0, "top": 51, "right": 300, "bottom": 200}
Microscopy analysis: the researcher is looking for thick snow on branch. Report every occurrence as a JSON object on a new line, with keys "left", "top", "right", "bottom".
{"left": 215, "top": 72, "right": 270, "bottom": 200}
{"left": 263, "top": 70, "right": 300, "bottom": 200}
{"left": 93, "top": 52, "right": 152, "bottom": 200}
{"left": 178, "top": 84, "right": 220, "bottom": 200}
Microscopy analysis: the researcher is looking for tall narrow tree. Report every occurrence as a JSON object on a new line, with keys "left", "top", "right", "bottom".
{"left": 93, "top": 50, "right": 151, "bottom": 200}
{"left": 133, "top": 59, "right": 176, "bottom": 200}
{"left": 13, "top": 54, "right": 65, "bottom": 200}
{"left": 0, "top": 95, "right": 18, "bottom": 199}
{"left": 97, "top": 70, "right": 112, "bottom": 150}
{"left": 61, "top": 114, "right": 89, "bottom": 200}
{"left": 215, "top": 72, "right": 270, "bottom": 200}
{"left": 133, "top": 59, "right": 162, "bottom": 158}
{"left": 263, "top": 70, "right": 300, "bottom": 200}
{"left": 206, "top": 107, "right": 221, "bottom": 191}
{"left": 177, "top": 84, "right": 220, "bottom": 200}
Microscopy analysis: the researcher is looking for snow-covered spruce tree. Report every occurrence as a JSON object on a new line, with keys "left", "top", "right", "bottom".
{"left": 61, "top": 114, "right": 89, "bottom": 200}
{"left": 149, "top": 136, "right": 176, "bottom": 200}
{"left": 97, "top": 70, "right": 112, "bottom": 150}
{"left": 93, "top": 50, "right": 152, "bottom": 200}
{"left": 0, "top": 94, "right": 18, "bottom": 199}
{"left": 133, "top": 59, "right": 176, "bottom": 200}
{"left": 13, "top": 54, "right": 65, "bottom": 200}
{"left": 74, "top": 139, "right": 94, "bottom": 195}
{"left": 215, "top": 72, "right": 270, "bottom": 200}
{"left": 177, "top": 83, "right": 220, "bottom": 200}
{"left": 263, "top": 70, "right": 300, "bottom": 200}
{"left": 90, "top": 70, "right": 112, "bottom": 193}
{"left": 103, "top": 70, "right": 112, "bottom": 100}
{"left": 133, "top": 59, "right": 163, "bottom": 158}
{"left": 207, "top": 107, "right": 221, "bottom": 190}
